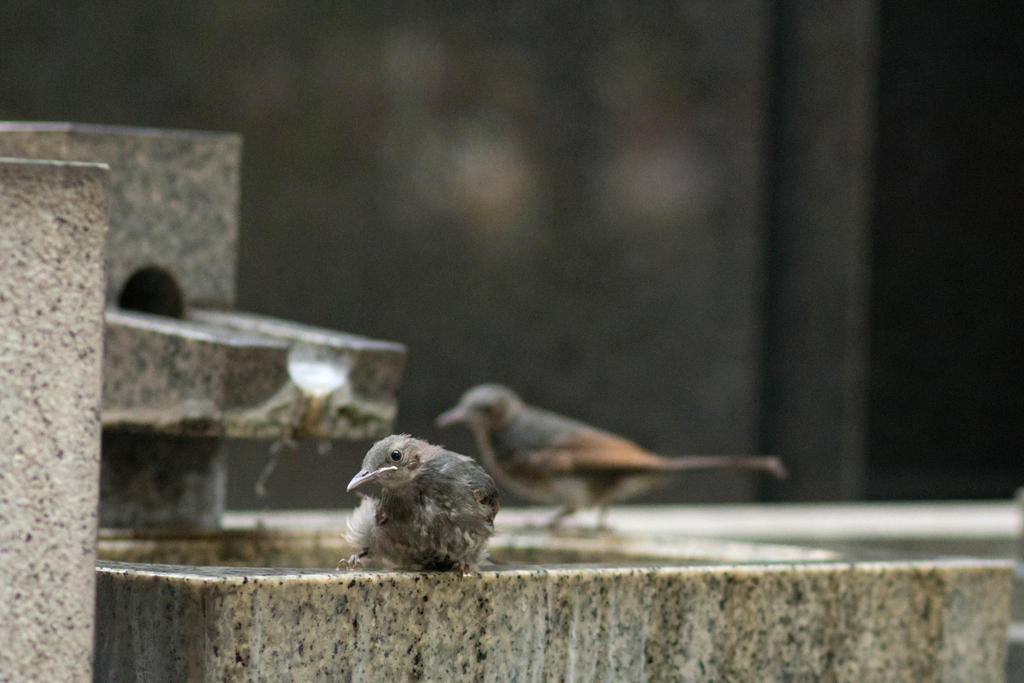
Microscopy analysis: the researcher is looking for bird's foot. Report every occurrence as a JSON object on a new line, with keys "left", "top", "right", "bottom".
{"left": 338, "top": 552, "right": 366, "bottom": 571}
{"left": 449, "top": 561, "right": 475, "bottom": 577}
{"left": 545, "top": 507, "right": 576, "bottom": 531}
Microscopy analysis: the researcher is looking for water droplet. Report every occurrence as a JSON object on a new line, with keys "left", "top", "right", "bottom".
{"left": 256, "top": 438, "right": 297, "bottom": 499}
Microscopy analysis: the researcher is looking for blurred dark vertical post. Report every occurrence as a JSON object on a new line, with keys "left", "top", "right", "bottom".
{"left": 760, "top": 0, "right": 878, "bottom": 500}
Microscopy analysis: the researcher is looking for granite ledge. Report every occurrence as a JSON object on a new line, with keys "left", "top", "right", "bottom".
{"left": 94, "top": 555, "right": 1013, "bottom": 683}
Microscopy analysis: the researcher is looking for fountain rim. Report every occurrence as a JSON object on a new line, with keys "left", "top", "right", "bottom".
{"left": 97, "top": 555, "right": 1013, "bottom": 584}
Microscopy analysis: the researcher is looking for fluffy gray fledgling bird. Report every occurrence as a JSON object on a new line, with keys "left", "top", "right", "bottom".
{"left": 342, "top": 434, "right": 499, "bottom": 573}
{"left": 437, "top": 384, "right": 787, "bottom": 528}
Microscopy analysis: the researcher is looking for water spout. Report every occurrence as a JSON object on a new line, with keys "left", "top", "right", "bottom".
{"left": 288, "top": 348, "right": 350, "bottom": 396}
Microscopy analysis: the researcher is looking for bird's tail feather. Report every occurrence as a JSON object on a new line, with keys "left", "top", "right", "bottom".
{"left": 662, "top": 455, "right": 787, "bottom": 478}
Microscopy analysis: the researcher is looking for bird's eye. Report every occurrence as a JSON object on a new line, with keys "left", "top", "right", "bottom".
{"left": 389, "top": 450, "right": 402, "bottom": 462}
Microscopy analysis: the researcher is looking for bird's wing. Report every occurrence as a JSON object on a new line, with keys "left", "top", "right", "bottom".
{"left": 498, "top": 408, "right": 667, "bottom": 474}
{"left": 523, "top": 427, "right": 670, "bottom": 473}
{"left": 434, "top": 451, "right": 501, "bottom": 524}
{"left": 473, "top": 486, "right": 500, "bottom": 524}
{"left": 498, "top": 409, "right": 785, "bottom": 478}
{"left": 462, "top": 462, "right": 500, "bottom": 524}
{"left": 529, "top": 434, "right": 787, "bottom": 477}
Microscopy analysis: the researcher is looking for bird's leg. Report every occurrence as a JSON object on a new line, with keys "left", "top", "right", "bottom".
{"left": 595, "top": 506, "right": 612, "bottom": 532}
{"left": 545, "top": 506, "right": 576, "bottom": 530}
{"left": 338, "top": 550, "right": 367, "bottom": 571}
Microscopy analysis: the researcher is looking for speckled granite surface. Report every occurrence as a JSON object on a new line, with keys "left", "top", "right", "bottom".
{"left": 101, "top": 309, "right": 406, "bottom": 440}
{"left": 101, "top": 309, "right": 290, "bottom": 434}
{"left": 0, "top": 122, "right": 240, "bottom": 309}
{"left": 0, "top": 159, "right": 109, "bottom": 683}
{"left": 94, "top": 555, "right": 1012, "bottom": 682}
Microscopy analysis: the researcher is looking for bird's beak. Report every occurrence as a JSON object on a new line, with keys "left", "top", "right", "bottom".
{"left": 346, "top": 466, "right": 397, "bottom": 492}
{"left": 435, "top": 407, "right": 466, "bottom": 428}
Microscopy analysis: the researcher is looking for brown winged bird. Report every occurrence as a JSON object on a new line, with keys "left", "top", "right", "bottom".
{"left": 437, "top": 385, "right": 786, "bottom": 528}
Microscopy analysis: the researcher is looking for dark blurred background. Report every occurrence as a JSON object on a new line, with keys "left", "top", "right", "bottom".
{"left": 1, "top": 1, "right": 1020, "bottom": 508}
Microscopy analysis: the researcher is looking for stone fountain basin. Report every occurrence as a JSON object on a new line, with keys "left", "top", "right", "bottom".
{"left": 94, "top": 527, "right": 1012, "bottom": 682}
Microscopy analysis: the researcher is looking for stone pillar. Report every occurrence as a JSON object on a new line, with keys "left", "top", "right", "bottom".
{"left": 760, "top": 0, "right": 878, "bottom": 500}
{"left": 0, "top": 124, "right": 240, "bottom": 530}
{"left": 0, "top": 159, "right": 109, "bottom": 682}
